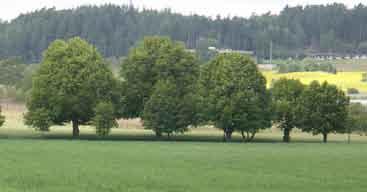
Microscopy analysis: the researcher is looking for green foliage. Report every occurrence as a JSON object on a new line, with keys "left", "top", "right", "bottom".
{"left": 24, "top": 108, "right": 52, "bottom": 131}
{"left": 348, "top": 103, "right": 367, "bottom": 135}
{"left": 320, "top": 30, "right": 337, "bottom": 52}
{"left": 299, "top": 81, "right": 350, "bottom": 142}
{"left": 277, "top": 58, "right": 337, "bottom": 74}
{"left": 0, "top": 61, "right": 38, "bottom": 101}
{"left": 25, "top": 37, "right": 119, "bottom": 136}
{"left": 120, "top": 36, "right": 199, "bottom": 136}
{"left": 121, "top": 36, "right": 173, "bottom": 118}
{"left": 199, "top": 53, "right": 271, "bottom": 142}
{"left": 271, "top": 78, "right": 305, "bottom": 142}
{"left": 0, "top": 58, "right": 26, "bottom": 87}
{"left": 16, "top": 64, "right": 39, "bottom": 91}
{"left": 0, "top": 107, "right": 5, "bottom": 127}
{"left": 347, "top": 88, "right": 360, "bottom": 94}
{"left": 196, "top": 37, "right": 218, "bottom": 62}
{"left": 142, "top": 80, "right": 198, "bottom": 137}
{"left": 362, "top": 73, "right": 367, "bottom": 82}
{"left": 2, "top": 4, "right": 367, "bottom": 62}
{"left": 93, "top": 102, "right": 118, "bottom": 136}
{"left": 0, "top": 88, "right": 6, "bottom": 99}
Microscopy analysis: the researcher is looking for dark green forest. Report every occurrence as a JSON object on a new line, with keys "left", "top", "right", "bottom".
{"left": 1, "top": 3, "right": 367, "bottom": 63}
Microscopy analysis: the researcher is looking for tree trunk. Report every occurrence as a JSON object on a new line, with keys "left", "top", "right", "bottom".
{"left": 248, "top": 130, "right": 256, "bottom": 142}
{"left": 155, "top": 131, "right": 162, "bottom": 138}
{"left": 283, "top": 128, "right": 291, "bottom": 143}
{"left": 241, "top": 131, "right": 246, "bottom": 142}
{"left": 72, "top": 120, "right": 79, "bottom": 137}
{"left": 223, "top": 128, "right": 233, "bottom": 142}
{"left": 241, "top": 130, "right": 256, "bottom": 142}
{"left": 323, "top": 133, "right": 328, "bottom": 143}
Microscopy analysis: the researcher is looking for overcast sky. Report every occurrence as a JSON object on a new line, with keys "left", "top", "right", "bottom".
{"left": 0, "top": 0, "right": 364, "bottom": 21}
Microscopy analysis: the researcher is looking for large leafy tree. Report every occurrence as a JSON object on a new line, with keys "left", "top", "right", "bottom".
{"left": 25, "top": 37, "right": 119, "bottom": 137}
{"left": 199, "top": 53, "right": 271, "bottom": 142}
{"left": 143, "top": 80, "right": 198, "bottom": 137}
{"left": 120, "top": 36, "right": 199, "bottom": 136}
{"left": 299, "top": 81, "right": 350, "bottom": 143}
{"left": 271, "top": 78, "right": 305, "bottom": 142}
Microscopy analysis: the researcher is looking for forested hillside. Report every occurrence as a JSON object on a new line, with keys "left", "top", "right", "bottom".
{"left": 1, "top": 3, "right": 367, "bottom": 63}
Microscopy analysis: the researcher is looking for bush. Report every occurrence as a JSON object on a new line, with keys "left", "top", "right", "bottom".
{"left": 6, "top": 87, "right": 17, "bottom": 98}
{"left": 93, "top": 102, "right": 118, "bottom": 136}
{"left": 0, "top": 87, "right": 6, "bottom": 99}
{"left": 15, "top": 89, "right": 27, "bottom": 102}
{"left": 0, "top": 107, "right": 5, "bottom": 127}
{"left": 276, "top": 58, "right": 337, "bottom": 74}
{"left": 347, "top": 88, "right": 360, "bottom": 94}
{"left": 24, "top": 108, "right": 52, "bottom": 132}
{"left": 362, "top": 73, "right": 367, "bottom": 82}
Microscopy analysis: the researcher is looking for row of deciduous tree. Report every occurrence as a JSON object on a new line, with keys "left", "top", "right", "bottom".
{"left": 21, "top": 36, "right": 352, "bottom": 143}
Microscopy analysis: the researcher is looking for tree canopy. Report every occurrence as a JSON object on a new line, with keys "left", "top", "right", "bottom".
{"left": 199, "top": 53, "right": 271, "bottom": 142}
{"left": 2, "top": 4, "right": 367, "bottom": 62}
{"left": 25, "top": 37, "right": 119, "bottom": 136}
{"left": 299, "top": 81, "right": 350, "bottom": 142}
{"left": 142, "top": 80, "right": 198, "bottom": 137}
{"left": 121, "top": 36, "right": 199, "bottom": 136}
{"left": 271, "top": 78, "right": 305, "bottom": 142}
{"left": 0, "top": 58, "right": 26, "bottom": 87}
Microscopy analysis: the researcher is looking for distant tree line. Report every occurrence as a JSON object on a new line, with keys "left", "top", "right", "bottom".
{"left": 0, "top": 58, "right": 39, "bottom": 101}
{"left": 276, "top": 58, "right": 337, "bottom": 74}
{"left": 6, "top": 36, "right": 357, "bottom": 143}
{"left": 2, "top": 3, "right": 367, "bottom": 63}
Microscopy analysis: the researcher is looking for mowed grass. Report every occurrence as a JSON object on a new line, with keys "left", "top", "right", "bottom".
{"left": 1, "top": 100, "right": 367, "bottom": 191}
{"left": 262, "top": 71, "right": 367, "bottom": 93}
{"left": 0, "top": 140, "right": 366, "bottom": 192}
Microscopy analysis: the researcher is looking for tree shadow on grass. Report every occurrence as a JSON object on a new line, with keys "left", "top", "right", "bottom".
{"left": 0, "top": 132, "right": 364, "bottom": 144}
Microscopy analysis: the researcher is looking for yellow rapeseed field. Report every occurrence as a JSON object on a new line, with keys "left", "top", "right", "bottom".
{"left": 262, "top": 71, "right": 367, "bottom": 93}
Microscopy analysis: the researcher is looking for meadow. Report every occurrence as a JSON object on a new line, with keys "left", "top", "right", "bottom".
{"left": 262, "top": 71, "right": 367, "bottom": 93}
{"left": 0, "top": 69, "right": 366, "bottom": 192}
{"left": 0, "top": 140, "right": 366, "bottom": 192}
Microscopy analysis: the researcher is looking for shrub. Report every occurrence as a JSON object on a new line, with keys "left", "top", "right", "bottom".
{"left": 93, "top": 102, "right": 118, "bottom": 136}
{"left": 0, "top": 107, "right": 5, "bottom": 127}
{"left": 362, "top": 73, "right": 367, "bottom": 82}
{"left": 24, "top": 108, "right": 52, "bottom": 132}
{"left": 347, "top": 88, "right": 360, "bottom": 94}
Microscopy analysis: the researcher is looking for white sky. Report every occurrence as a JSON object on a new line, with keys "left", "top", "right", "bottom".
{"left": 0, "top": 0, "right": 364, "bottom": 21}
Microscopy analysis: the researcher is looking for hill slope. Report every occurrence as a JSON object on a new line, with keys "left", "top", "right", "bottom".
{"left": 1, "top": 4, "right": 367, "bottom": 62}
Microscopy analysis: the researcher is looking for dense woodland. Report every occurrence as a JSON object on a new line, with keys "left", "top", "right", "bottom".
{"left": 2, "top": 3, "right": 367, "bottom": 63}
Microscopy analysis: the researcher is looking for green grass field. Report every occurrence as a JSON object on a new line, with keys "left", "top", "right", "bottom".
{"left": 1, "top": 99, "right": 367, "bottom": 191}
{"left": 1, "top": 140, "right": 366, "bottom": 192}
